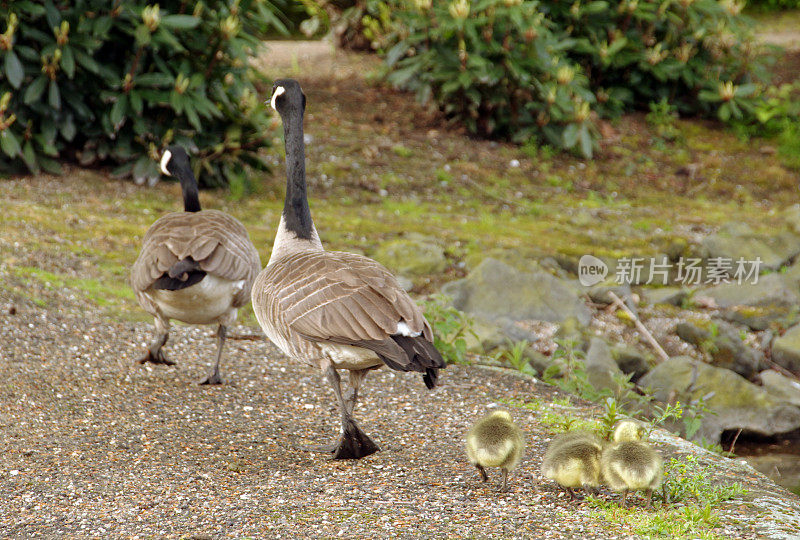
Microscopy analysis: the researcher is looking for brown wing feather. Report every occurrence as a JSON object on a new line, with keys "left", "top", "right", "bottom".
{"left": 255, "top": 250, "right": 430, "bottom": 343}
{"left": 283, "top": 251, "right": 427, "bottom": 342}
{"left": 131, "top": 209, "right": 261, "bottom": 307}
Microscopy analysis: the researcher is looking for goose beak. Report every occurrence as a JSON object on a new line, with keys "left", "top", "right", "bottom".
{"left": 270, "top": 86, "right": 285, "bottom": 111}
{"left": 160, "top": 150, "right": 172, "bottom": 176}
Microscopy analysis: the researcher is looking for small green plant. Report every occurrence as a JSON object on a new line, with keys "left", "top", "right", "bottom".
{"left": 588, "top": 455, "right": 746, "bottom": 538}
{"left": 662, "top": 455, "right": 746, "bottom": 505}
{"left": 493, "top": 339, "right": 537, "bottom": 376}
{"left": 646, "top": 98, "right": 679, "bottom": 143}
{"left": 543, "top": 339, "right": 616, "bottom": 402}
{"left": 598, "top": 397, "right": 624, "bottom": 440}
{"left": 391, "top": 144, "right": 413, "bottom": 158}
{"left": 421, "top": 294, "right": 475, "bottom": 365}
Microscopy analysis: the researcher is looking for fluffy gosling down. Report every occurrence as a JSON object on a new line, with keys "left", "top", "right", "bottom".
{"left": 601, "top": 420, "right": 663, "bottom": 508}
{"left": 466, "top": 410, "right": 525, "bottom": 492}
{"left": 541, "top": 430, "right": 603, "bottom": 500}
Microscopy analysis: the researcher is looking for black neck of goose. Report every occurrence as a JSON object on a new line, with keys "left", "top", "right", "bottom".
{"left": 177, "top": 169, "right": 201, "bottom": 213}
{"left": 281, "top": 106, "right": 313, "bottom": 239}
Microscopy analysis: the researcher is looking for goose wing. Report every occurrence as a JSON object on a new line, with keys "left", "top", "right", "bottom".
{"left": 278, "top": 251, "right": 430, "bottom": 340}
{"left": 132, "top": 209, "right": 261, "bottom": 307}
{"left": 257, "top": 250, "right": 443, "bottom": 378}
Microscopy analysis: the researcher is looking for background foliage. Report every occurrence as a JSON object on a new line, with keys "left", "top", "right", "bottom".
{"left": 310, "top": 0, "right": 797, "bottom": 158}
{"left": 746, "top": 0, "right": 800, "bottom": 11}
{"left": 0, "top": 0, "right": 290, "bottom": 190}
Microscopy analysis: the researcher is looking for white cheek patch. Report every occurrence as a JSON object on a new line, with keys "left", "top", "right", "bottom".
{"left": 160, "top": 150, "right": 172, "bottom": 176}
{"left": 396, "top": 321, "right": 422, "bottom": 337}
{"left": 270, "top": 86, "right": 285, "bottom": 111}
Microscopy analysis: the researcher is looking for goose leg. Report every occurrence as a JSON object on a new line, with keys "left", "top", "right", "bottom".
{"left": 326, "top": 367, "right": 379, "bottom": 460}
{"left": 199, "top": 325, "right": 225, "bottom": 385}
{"left": 138, "top": 318, "right": 172, "bottom": 365}
{"left": 500, "top": 468, "right": 509, "bottom": 492}
{"left": 621, "top": 489, "right": 629, "bottom": 508}
{"left": 345, "top": 369, "right": 369, "bottom": 415}
{"left": 476, "top": 464, "right": 488, "bottom": 482}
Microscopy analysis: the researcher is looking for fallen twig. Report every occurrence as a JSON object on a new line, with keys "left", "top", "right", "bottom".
{"left": 608, "top": 291, "right": 670, "bottom": 363}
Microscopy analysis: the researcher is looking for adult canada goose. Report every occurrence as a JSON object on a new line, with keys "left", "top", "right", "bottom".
{"left": 541, "top": 430, "right": 603, "bottom": 500}
{"left": 252, "top": 79, "right": 446, "bottom": 459}
{"left": 601, "top": 420, "right": 663, "bottom": 508}
{"left": 465, "top": 409, "right": 525, "bottom": 492}
{"left": 131, "top": 145, "right": 261, "bottom": 384}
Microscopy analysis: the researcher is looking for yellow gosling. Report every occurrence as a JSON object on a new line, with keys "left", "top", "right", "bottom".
{"left": 466, "top": 410, "right": 525, "bottom": 492}
{"left": 601, "top": 420, "right": 663, "bottom": 508}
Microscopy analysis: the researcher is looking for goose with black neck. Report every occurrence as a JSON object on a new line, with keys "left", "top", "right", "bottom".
{"left": 252, "top": 79, "right": 446, "bottom": 460}
{"left": 131, "top": 146, "right": 261, "bottom": 385}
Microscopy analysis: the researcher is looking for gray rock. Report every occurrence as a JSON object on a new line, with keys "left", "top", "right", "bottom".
{"left": 396, "top": 275, "right": 414, "bottom": 292}
{"left": 759, "top": 370, "right": 800, "bottom": 407}
{"left": 701, "top": 222, "right": 800, "bottom": 271}
{"left": 611, "top": 344, "right": 653, "bottom": 381}
{"left": 719, "top": 306, "right": 798, "bottom": 332}
{"left": 697, "top": 273, "right": 799, "bottom": 309}
{"left": 372, "top": 234, "right": 447, "bottom": 277}
{"left": 639, "top": 356, "right": 800, "bottom": 443}
{"left": 783, "top": 204, "right": 800, "bottom": 235}
{"left": 462, "top": 317, "right": 508, "bottom": 354}
{"left": 587, "top": 282, "right": 635, "bottom": 311}
{"left": 643, "top": 286, "right": 689, "bottom": 307}
{"left": 675, "top": 320, "right": 766, "bottom": 378}
{"left": 771, "top": 325, "right": 800, "bottom": 375}
{"left": 782, "top": 263, "right": 800, "bottom": 291}
{"left": 584, "top": 337, "right": 624, "bottom": 393}
{"left": 441, "top": 258, "right": 592, "bottom": 326}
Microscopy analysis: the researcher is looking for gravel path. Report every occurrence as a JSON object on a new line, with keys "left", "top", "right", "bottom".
{"left": 1, "top": 293, "right": 796, "bottom": 539}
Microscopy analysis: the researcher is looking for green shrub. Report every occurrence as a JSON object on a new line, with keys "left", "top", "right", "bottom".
{"left": 0, "top": 1, "right": 286, "bottom": 190}
{"left": 542, "top": 0, "right": 766, "bottom": 121}
{"left": 321, "top": 0, "right": 786, "bottom": 156}
{"left": 383, "top": 0, "right": 599, "bottom": 157}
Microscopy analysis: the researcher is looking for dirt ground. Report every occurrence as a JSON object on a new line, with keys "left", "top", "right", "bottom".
{"left": 2, "top": 297, "right": 798, "bottom": 539}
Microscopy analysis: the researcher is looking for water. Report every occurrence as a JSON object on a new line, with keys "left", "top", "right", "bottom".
{"left": 723, "top": 430, "right": 800, "bottom": 496}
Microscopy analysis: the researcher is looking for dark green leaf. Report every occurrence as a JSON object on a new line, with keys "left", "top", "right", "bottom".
{"left": 0, "top": 130, "right": 22, "bottom": 157}
{"left": 562, "top": 123, "right": 579, "bottom": 148}
{"left": 134, "top": 25, "right": 152, "bottom": 47}
{"left": 136, "top": 72, "right": 174, "bottom": 87}
{"left": 21, "top": 141, "right": 40, "bottom": 173}
{"left": 44, "top": 0, "right": 61, "bottom": 28}
{"left": 38, "top": 155, "right": 63, "bottom": 174}
{"left": 48, "top": 80, "right": 61, "bottom": 110}
{"left": 110, "top": 94, "right": 128, "bottom": 127}
{"left": 4, "top": 50, "right": 24, "bottom": 89}
{"left": 73, "top": 50, "right": 101, "bottom": 74}
{"left": 184, "top": 103, "right": 201, "bottom": 131}
{"left": 578, "top": 124, "right": 593, "bottom": 158}
{"left": 61, "top": 46, "right": 75, "bottom": 78}
{"left": 130, "top": 91, "right": 143, "bottom": 115}
{"left": 61, "top": 114, "right": 76, "bottom": 141}
{"left": 23, "top": 76, "right": 48, "bottom": 104}
{"left": 160, "top": 15, "right": 201, "bottom": 29}
{"left": 93, "top": 16, "right": 113, "bottom": 37}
